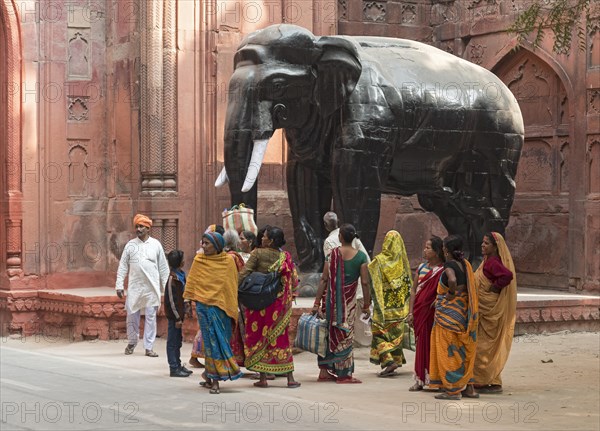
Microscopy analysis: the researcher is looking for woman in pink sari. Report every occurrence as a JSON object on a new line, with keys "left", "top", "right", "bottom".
{"left": 407, "top": 236, "right": 445, "bottom": 391}
{"left": 239, "top": 226, "right": 301, "bottom": 388}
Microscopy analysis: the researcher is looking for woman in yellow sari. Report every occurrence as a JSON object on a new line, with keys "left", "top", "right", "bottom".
{"left": 183, "top": 232, "right": 242, "bottom": 394}
{"left": 429, "top": 235, "right": 479, "bottom": 400}
{"left": 473, "top": 232, "right": 517, "bottom": 394}
{"left": 367, "top": 230, "right": 412, "bottom": 377}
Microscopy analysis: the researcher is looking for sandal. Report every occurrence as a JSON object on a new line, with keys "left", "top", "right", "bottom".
{"left": 461, "top": 389, "right": 480, "bottom": 398}
{"left": 124, "top": 344, "right": 135, "bottom": 355}
{"left": 409, "top": 383, "right": 423, "bottom": 391}
{"left": 377, "top": 370, "right": 400, "bottom": 378}
{"left": 336, "top": 377, "right": 362, "bottom": 384}
{"left": 435, "top": 392, "right": 461, "bottom": 400}
{"left": 287, "top": 381, "right": 301, "bottom": 388}
{"left": 209, "top": 387, "right": 220, "bottom": 394}
{"left": 253, "top": 381, "right": 268, "bottom": 388}
{"left": 145, "top": 349, "right": 159, "bottom": 357}
{"left": 477, "top": 385, "right": 503, "bottom": 394}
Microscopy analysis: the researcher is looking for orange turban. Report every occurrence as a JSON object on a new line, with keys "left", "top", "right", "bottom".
{"left": 133, "top": 214, "right": 152, "bottom": 228}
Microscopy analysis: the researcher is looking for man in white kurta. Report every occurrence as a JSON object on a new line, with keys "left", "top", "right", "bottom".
{"left": 116, "top": 214, "right": 169, "bottom": 357}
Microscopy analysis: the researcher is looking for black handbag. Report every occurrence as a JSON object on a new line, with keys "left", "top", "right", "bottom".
{"left": 238, "top": 271, "right": 282, "bottom": 310}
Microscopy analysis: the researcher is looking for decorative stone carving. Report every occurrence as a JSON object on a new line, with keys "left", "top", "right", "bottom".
{"left": 140, "top": 0, "right": 177, "bottom": 194}
{"left": 363, "top": 1, "right": 386, "bottom": 22}
{"left": 67, "top": 29, "right": 91, "bottom": 80}
{"left": 67, "top": 143, "right": 88, "bottom": 197}
{"left": 467, "top": 0, "right": 500, "bottom": 20}
{"left": 515, "top": 140, "right": 554, "bottom": 192}
{"left": 431, "top": 1, "right": 461, "bottom": 24}
{"left": 401, "top": 3, "right": 417, "bottom": 23}
{"left": 559, "top": 142, "right": 569, "bottom": 193}
{"left": 589, "top": 89, "right": 600, "bottom": 114}
{"left": 67, "top": 97, "right": 89, "bottom": 121}
{"left": 338, "top": 0, "right": 347, "bottom": 20}
{"left": 469, "top": 43, "right": 486, "bottom": 64}
{"left": 588, "top": 138, "right": 600, "bottom": 194}
{"left": 589, "top": 12, "right": 600, "bottom": 67}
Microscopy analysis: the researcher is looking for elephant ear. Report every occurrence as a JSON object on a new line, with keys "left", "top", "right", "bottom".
{"left": 313, "top": 37, "right": 362, "bottom": 117}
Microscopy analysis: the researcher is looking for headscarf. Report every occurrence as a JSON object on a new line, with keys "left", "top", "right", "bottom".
{"left": 203, "top": 232, "right": 225, "bottom": 254}
{"left": 133, "top": 213, "right": 152, "bottom": 228}
{"left": 369, "top": 230, "right": 411, "bottom": 286}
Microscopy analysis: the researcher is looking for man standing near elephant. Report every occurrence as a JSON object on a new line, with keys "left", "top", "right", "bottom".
{"left": 322, "top": 212, "right": 372, "bottom": 342}
{"left": 116, "top": 214, "right": 170, "bottom": 357}
{"left": 323, "top": 212, "right": 369, "bottom": 261}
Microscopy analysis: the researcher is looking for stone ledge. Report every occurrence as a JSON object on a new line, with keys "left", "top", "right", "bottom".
{"left": 1, "top": 287, "right": 598, "bottom": 341}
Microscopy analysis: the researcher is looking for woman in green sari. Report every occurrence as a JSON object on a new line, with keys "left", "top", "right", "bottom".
{"left": 367, "top": 230, "right": 413, "bottom": 377}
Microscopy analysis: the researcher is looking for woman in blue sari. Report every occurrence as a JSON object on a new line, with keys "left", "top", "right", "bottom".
{"left": 183, "top": 232, "right": 242, "bottom": 394}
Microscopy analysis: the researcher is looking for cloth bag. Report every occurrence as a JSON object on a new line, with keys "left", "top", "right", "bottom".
{"left": 238, "top": 272, "right": 281, "bottom": 310}
{"left": 294, "top": 313, "right": 328, "bottom": 357}
{"left": 402, "top": 321, "right": 416, "bottom": 352}
{"left": 222, "top": 204, "right": 258, "bottom": 234}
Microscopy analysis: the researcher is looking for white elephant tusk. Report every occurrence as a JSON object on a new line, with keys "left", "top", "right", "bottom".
{"left": 214, "top": 167, "right": 229, "bottom": 187}
{"left": 241, "top": 139, "right": 269, "bottom": 193}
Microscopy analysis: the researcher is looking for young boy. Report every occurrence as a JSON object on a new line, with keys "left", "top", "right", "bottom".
{"left": 165, "top": 250, "right": 193, "bottom": 377}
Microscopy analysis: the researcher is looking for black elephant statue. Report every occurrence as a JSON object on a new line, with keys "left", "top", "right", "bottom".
{"left": 216, "top": 24, "right": 523, "bottom": 272}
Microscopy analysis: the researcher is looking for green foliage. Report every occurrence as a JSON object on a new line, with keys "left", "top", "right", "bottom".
{"left": 508, "top": 0, "right": 592, "bottom": 54}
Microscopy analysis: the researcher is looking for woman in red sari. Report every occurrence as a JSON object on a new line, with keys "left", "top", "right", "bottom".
{"left": 407, "top": 236, "right": 445, "bottom": 391}
{"left": 313, "top": 224, "right": 371, "bottom": 384}
{"left": 239, "top": 226, "right": 301, "bottom": 388}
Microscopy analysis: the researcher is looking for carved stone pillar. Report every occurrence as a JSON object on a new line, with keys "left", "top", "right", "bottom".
{"left": 1, "top": 0, "right": 23, "bottom": 281}
{"left": 140, "top": 0, "right": 177, "bottom": 194}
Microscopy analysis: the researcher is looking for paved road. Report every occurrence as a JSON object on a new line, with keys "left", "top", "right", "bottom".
{"left": 1, "top": 332, "right": 598, "bottom": 430}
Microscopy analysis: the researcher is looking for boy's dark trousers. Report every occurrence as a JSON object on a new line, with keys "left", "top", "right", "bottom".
{"left": 166, "top": 319, "right": 183, "bottom": 371}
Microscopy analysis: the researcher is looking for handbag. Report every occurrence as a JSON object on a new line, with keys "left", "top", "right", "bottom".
{"left": 222, "top": 204, "right": 258, "bottom": 234}
{"left": 238, "top": 271, "right": 282, "bottom": 310}
{"left": 402, "top": 321, "right": 416, "bottom": 352}
{"left": 294, "top": 313, "right": 328, "bottom": 357}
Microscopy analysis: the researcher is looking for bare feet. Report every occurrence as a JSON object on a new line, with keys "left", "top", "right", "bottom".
{"left": 189, "top": 357, "right": 205, "bottom": 368}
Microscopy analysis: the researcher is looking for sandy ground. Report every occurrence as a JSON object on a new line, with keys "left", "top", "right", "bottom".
{"left": 1, "top": 331, "right": 599, "bottom": 430}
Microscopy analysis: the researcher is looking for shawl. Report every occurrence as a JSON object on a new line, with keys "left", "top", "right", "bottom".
{"left": 183, "top": 252, "right": 239, "bottom": 321}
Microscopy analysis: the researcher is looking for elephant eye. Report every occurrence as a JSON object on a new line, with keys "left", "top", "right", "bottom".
{"left": 269, "top": 80, "right": 286, "bottom": 98}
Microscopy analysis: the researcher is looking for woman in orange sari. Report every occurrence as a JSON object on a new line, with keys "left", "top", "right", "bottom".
{"left": 429, "top": 235, "right": 479, "bottom": 400}
{"left": 473, "top": 232, "right": 516, "bottom": 394}
{"left": 239, "top": 226, "right": 300, "bottom": 388}
{"left": 407, "top": 236, "right": 445, "bottom": 391}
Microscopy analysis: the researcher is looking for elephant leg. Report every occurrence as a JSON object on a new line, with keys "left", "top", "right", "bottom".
{"left": 287, "top": 158, "right": 332, "bottom": 272}
{"left": 331, "top": 150, "right": 381, "bottom": 257}
{"left": 418, "top": 193, "right": 475, "bottom": 261}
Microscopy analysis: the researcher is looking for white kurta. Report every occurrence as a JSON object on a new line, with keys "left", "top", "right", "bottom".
{"left": 115, "top": 236, "right": 170, "bottom": 313}
{"left": 323, "top": 228, "right": 371, "bottom": 300}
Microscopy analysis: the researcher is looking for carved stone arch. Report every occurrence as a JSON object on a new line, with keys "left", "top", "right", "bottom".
{"left": 0, "top": 0, "right": 23, "bottom": 281}
{"left": 492, "top": 47, "right": 571, "bottom": 195}
{"left": 487, "top": 38, "right": 575, "bottom": 103}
